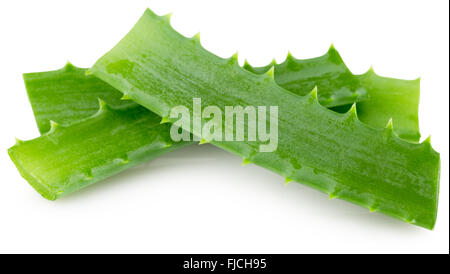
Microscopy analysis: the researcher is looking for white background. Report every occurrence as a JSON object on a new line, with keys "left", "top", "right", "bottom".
{"left": 0, "top": 0, "right": 448, "bottom": 254}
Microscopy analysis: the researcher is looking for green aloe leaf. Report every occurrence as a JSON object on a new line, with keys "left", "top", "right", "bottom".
{"left": 244, "top": 51, "right": 421, "bottom": 142}
{"left": 90, "top": 9, "right": 440, "bottom": 229}
{"left": 9, "top": 65, "right": 191, "bottom": 200}
{"left": 14, "top": 53, "right": 369, "bottom": 200}
{"left": 243, "top": 45, "right": 368, "bottom": 108}
{"left": 9, "top": 10, "right": 428, "bottom": 225}
{"left": 14, "top": 53, "right": 405, "bottom": 202}
{"left": 23, "top": 63, "right": 138, "bottom": 134}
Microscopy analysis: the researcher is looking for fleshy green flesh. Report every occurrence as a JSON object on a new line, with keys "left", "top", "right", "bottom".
{"left": 244, "top": 50, "right": 421, "bottom": 142}
{"left": 9, "top": 66, "right": 192, "bottom": 200}
{"left": 89, "top": 9, "right": 440, "bottom": 229}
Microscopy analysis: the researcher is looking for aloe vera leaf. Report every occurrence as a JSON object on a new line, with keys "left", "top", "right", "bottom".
{"left": 10, "top": 67, "right": 192, "bottom": 200}
{"left": 90, "top": 9, "right": 440, "bottom": 229}
{"left": 15, "top": 60, "right": 380, "bottom": 200}
{"left": 19, "top": 61, "right": 413, "bottom": 200}
{"left": 244, "top": 51, "right": 420, "bottom": 141}
{"left": 243, "top": 45, "right": 368, "bottom": 108}
{"left": 8, "top": 103, "right": 190, "bottom": 200}
{"left": 23, "top": 62, "right": 138, "bottom": 134}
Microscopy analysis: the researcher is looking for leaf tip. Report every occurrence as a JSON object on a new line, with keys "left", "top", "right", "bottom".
{"left": 285, "top": 177, "right": 293, "bottom": 184}
{"left": 329, "top": 193, "right": 337, "bottom": 200}
{"left": 199, "top": 138, "right": 209, "bottom": 145}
